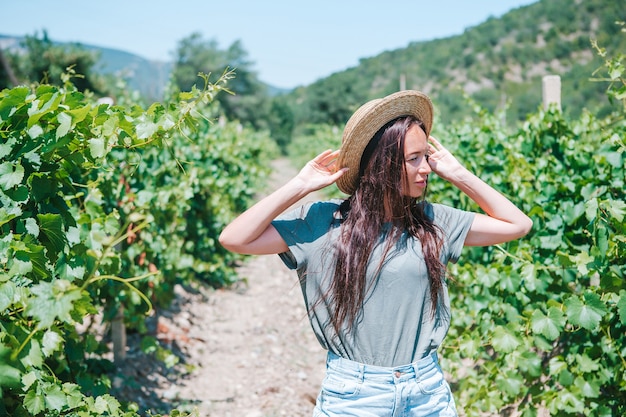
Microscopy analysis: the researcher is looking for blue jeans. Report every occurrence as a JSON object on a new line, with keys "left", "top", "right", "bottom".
{"left": 313, "top": 351, "right": 458, "bottom": 417}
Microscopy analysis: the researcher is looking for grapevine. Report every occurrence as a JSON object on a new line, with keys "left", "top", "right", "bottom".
{"left": 0, "top": 69, "right": 276, "bottom": 416}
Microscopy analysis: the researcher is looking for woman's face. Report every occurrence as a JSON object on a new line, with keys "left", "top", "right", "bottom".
{"left": 402, "top": 124, "right": 431, "bottom": 198}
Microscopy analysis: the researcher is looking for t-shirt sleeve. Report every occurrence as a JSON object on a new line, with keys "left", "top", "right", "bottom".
{"left": 271, "top": 200, "right": 339, "bottom": 270}
{"left": 432, "top": 203, "right": 475, "bottom": 263}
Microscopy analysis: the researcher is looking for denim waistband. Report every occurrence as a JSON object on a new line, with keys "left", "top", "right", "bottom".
{"left": 325, "top": 351, "right": 439, "bottom": 383}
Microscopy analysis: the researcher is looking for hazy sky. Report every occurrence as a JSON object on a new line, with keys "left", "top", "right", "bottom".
{"left": 3, "top": 0, "right": 538, "bottom": 89}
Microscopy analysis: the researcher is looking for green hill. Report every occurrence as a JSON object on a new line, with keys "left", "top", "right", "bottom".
{"left": 91, "top": 45, "right": 172, "bottom": 101}
{"left": 286, "top": 0, "right": 625, "bottom": 127}
{"left": 0, "top": 34, "right": 171, "bottom": 100}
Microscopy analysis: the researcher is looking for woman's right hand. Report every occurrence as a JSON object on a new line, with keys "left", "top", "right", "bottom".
{"left": 219, "top": 149, "right": 347, "bottom": 255}
{"left": 294, "top": 149, "right": 348, "bottom": 192}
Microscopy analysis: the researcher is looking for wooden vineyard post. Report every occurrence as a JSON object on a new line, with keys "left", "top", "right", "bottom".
{"left": 112, "top": 305, "right": 126, "bottom": 365}
{"left": 542, "top": 75, "right": 562, "bottom": 111}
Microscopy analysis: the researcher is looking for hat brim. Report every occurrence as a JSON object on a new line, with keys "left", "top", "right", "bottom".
{"left": 336, "top": 90, "right": 433, "bottom": 195}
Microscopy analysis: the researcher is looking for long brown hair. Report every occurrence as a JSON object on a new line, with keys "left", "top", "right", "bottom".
{"left": 329, "top": 116, "right": 446, "bottom": 332}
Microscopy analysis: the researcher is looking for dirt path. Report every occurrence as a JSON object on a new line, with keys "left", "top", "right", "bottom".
{"left": 133, "top": 158, "right": 327, "bottom": 416}
{"left": 175, "top": 256, "right": 325, "bottom": 416}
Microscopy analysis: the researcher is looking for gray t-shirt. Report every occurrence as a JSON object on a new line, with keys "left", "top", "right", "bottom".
{"left": 271, "top": 199, "right": 474, "bottom": 367}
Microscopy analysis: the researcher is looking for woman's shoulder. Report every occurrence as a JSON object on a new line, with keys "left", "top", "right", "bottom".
{"left": 310, "top": 198, "right": 345, "bottom": 211}
{"left": 279, "top": 198, "right": 345, "bottom": 221}
{"left": 272, "top": 199, "right": 344, "bottom": 244}
{"left": 420, "top": 201, "right": 445, "bottom": 217}
{"left": 422, "top": 201, "right": 473, "bottom": 224}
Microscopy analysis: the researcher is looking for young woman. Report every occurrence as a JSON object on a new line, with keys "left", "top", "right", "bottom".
{"left": 219, "top": 90, "right": 532, "bottom": 416}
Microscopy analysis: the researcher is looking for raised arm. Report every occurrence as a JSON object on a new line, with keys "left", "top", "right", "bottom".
{"left": 219, "top": 150, "right": 347, "bottom": 255}
{"left": 427, "top": 137, "right": 532, "bottom": 247}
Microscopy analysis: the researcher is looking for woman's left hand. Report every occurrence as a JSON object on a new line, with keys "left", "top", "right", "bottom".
{"left": 426, "top": 136, "right": 467, "bottom": 181}
{"left": 426, "top": 136, "right": 533, "bottom": 246}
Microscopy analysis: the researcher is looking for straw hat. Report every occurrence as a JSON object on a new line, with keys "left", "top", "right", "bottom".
{"left": 336, "top": 90, "right": 433, "bottom": 195}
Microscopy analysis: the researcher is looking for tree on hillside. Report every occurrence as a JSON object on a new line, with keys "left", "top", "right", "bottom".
{"left": 6, "top": 31, "right": 107, "bottom": 93}
{"left": 267, "top": 95, "right": 295, "bottom": 154}
{"left": 0, "top": 48, "right": 19, "bottom": 88}
{"left": 171, "top": 33, "right": 270, "bottom": 130}
{"left": 297, "top": 72, "right": 368, "bottom": 127}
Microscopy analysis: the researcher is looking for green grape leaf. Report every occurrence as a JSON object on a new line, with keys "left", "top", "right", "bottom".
{"left": 585, "top": 198, "right": 598, "bottom": 222}
{"left": 562, "top": 201, "right": 585, "bottom": 225}
{"left": 539, "top": 233, "right": 563, "bottom": 250}
{"left": 0, "top": 137, "right": 17, "bottom": 159}
{"left": 0, "top": 345, "right": 21, "bottom": 388}
{"left": 568, "top": 251, "right": 594, "bottom": 275}
{"left": 27, "top": 91, "right": 61, "bottom": 128}
{"left": 42, "top": 330, "right": 63, "bottom": 357}
{"left": 102, "top": 115, "right": 119, "bottom": 136}
{"left": 26, "top": 280, "right": 83, "bottom": 328}
{"left": 458, "top": 335, "right": 481, "bottom": 357}
{"left": 63, "top": 383, "right": 84, "bottom": 409}
{"left": 520, "top": 263, "right": 536, "bottom": 281}
{"left": 56, "top": 112, "right": 72, "bottom": 139}
{"left": 517, "top": 351, "right": 542, "bottom": 377}
{"left": 556, "top": 390, "right": 585, "bottom": 413}
{"left": 66, "top": 226, "right": 80, "bottom": 246}
{"left": 136, "top": 118, "right": 158, "bottom": 139}
{"left": 594, "top": 226, "right": 609, "bottom": 256}
{"left": 606, "top": 199, "right": 626, "bottom": 223}
{"left": 0, "top": 210, "right": 18, "bottom": 227}
{"left": 574, "top": 353, "right": 600, "bottom": 373}
{"left": 25, "top": 218, "right": 40, "bottom": 237}
{"left": 28, "top": 173, "right": 58, "bottom": 203}
{"left": 27, "top": 124, "right": 44, "bottom": 139}
{"left": 22, "top": 371, "right": 37, "bottom": 390}
{"left": 496, "top": 370, "right": 524, "bottom": 397}
{"left": 575, "top": 375, "right": 600, "bottom": 398}
{"left": 520, "top": 263, "right": 539, "bottom": 291}
{"left": 531, "top": 307, "right": 565, "bottom": 340}
{"left": 88, "top": 137, "right": 106, "bottom": 158}
{"left": 16, "top": 244, "right": 48, "bottom": 279}
{"left": 0, "top": 86, "right": 29, "bottom": 119}
{"left": 8, "top": 257, "right": 32, "bottom": 276}
{"left": 67, "top": 104, "right": 91, "bottom": 124}
{"left": 24, "top": 389, "right": 45, "bottom": 415}
{"left": 0, "top": 281, "right": 16, "bottom": 310}
{"left": 0, "top": 161, "right": 25, "bottom": 190}
{"left": 43, "top": 383, "right": 66, "bottom": 411}
{"left": 37, "top": 213, "right": 67, "bottom": 259}
{"left": 565, "top": 292, "right": 608, "bottom": 330}
{"left": 20, "top": 339, "right": 43, "bottom": 368}
{"left": 159, "top": 113, "right": 176, "bottom": 130}
{"left": 4, "top": 184, "right": 29, "bottom": 203}
{"left": 491, "top": 325, "right": 521, "bottom": 353}
{"left": 559, "top": 369, "right": 575, "bottom": 387}
{"left": 94, "top": 394, "right": 121, "bottom": 414}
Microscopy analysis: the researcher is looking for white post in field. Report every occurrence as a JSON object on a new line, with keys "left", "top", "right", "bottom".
{"left": 542, "top": 75, "right": 561, "bottom": 111}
